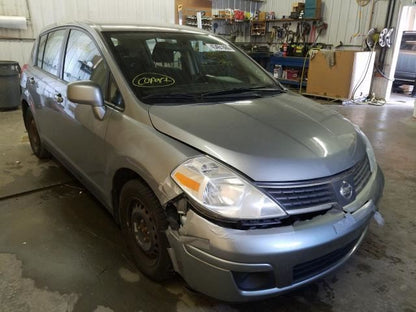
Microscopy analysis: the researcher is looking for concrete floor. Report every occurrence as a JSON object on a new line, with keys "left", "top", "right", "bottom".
{"left": 0, "top": 97, "right": 415, "bottom": 312}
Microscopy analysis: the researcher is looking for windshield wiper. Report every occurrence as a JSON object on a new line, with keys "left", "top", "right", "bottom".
{"left": 141, "top": 93, "right": 198, "bottom": 103}
{"left": 201, "top": 87, "right": 285, "bottom": 100}
{"left": 141, "top": 87, "right": 285, "bottom": 104}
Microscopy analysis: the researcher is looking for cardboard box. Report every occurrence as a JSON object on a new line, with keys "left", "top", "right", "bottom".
{"left": 306, "top": 50, "right": 376, "bottom": 100}
{"left": 292, "top": 2, "right": 305, "bottom": 12}
{"left": 258, "top": 11, "right": 266, "bottom": 21}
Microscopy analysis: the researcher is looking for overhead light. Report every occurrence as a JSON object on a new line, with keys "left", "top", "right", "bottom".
{"left": 0, "top": 16, "right": 27, "bottom": 30}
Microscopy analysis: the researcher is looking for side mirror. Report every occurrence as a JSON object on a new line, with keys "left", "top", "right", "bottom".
{"left": 67, "top": 80, "right": 106, "bottom": 120}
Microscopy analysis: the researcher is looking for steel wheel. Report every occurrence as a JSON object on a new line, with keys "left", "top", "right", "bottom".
{"left": 129, "top": 200, "right": 160, "bottom": 261}
{"left": 120, "top": 179, "right": 173, "bottom": 281}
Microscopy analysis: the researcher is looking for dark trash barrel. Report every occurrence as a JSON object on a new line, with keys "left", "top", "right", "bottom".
{"left": 0, "top": 61, "right": 21, "bottom": 110}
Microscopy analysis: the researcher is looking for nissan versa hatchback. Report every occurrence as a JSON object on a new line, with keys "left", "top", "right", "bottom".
{"left": 20, "top": 22, "right": 384, "bottom": 302}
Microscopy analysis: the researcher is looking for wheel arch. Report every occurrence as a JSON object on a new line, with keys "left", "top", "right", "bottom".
{"left": 112, "top": 168, "right": 158, "bottom": 225}
{"left": 21, "top": 99, "right": 30, "bottom": 129}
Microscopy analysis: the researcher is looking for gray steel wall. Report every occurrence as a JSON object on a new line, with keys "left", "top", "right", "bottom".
{"left": 0, "top": 0, "right": 390, "bottom": 65}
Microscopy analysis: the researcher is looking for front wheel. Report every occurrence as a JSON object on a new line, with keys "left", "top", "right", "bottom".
{"left": 119, "top": 179, "right": 173, "bottom": 281}
{"left": 25, "top": 109, "right": 50, "bottom": 159}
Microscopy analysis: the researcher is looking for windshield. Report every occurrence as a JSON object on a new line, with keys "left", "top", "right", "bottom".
{"left": 103, "top": 30, "right": 283, "bottom": 104}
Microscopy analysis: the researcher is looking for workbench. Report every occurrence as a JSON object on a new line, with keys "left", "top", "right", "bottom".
{"left": 269, "top": 56, "right": 309, "bottom": 87}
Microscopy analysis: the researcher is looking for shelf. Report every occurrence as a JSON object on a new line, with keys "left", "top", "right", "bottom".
{"left": 212, "top": 17, "right": 321, "bottom": 24}
{"left": 186, "top": 17, "right": 212, "bottom": 20}
{"left": 266, "top": 18, "right": 322, "bottom": 22}
{"left": 184, "top": 14, "right": 212, "bottom": 30}
{"left": 212, "top": 17, "right": 248, "bottom": 22}
{"left": 270, "top": 56, "right": 309, "bottom": 67}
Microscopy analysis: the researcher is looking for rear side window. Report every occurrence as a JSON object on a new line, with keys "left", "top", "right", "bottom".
{"left": 63, "top": 29, "right": 107, "bottom": 91}
{"left": 42, "top": 30, "right": 66, "bottom": 76}
{"left": 36, "top": 35, "right": 47, "bottom": 67}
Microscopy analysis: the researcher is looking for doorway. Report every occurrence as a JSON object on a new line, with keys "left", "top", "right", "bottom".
{"left": 389, "top": 4, "right": 416, "bottom": 103}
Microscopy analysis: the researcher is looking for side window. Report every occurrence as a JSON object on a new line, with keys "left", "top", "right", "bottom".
{"left": 42, "top": 30, "right": 66, "bottom": 76}
{"left": 36, "top": 34, "right": 47, "bottom": 67}
{"left": 63, "top": 30, "right": 107, "bottom": 92}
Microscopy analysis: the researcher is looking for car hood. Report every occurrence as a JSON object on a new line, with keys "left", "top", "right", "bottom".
{"left": 148, "top": 92, "right": 366, "bottom": 182}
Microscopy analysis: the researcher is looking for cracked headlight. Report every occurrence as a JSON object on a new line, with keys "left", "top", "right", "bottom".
{"left": 171, "top": 156, "right": 287, "bottom": 220}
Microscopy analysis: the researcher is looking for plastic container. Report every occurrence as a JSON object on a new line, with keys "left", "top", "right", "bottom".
{"left": 273, "top": 65, "right": 283, "bottom": 79}
{"left": 0, "top": 61, "right": 21, "bottom": 110}
{"left": 304, "top": 8, "right": 317, "bottom": 18}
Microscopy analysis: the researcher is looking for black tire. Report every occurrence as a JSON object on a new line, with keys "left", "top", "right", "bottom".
{"left": 25, "top": 109, "right": 50, "bottom": 159}
{"left": 119, "top": 179, "right": 173, "bottom": 281}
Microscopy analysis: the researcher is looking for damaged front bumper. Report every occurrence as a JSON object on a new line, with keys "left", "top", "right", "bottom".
{"left": 166, "top": 166, "right": 384, "bottom": 302}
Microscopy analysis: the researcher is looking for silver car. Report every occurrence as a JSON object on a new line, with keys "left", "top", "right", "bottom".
{"left": 20, "top": 22, "right": 384, "bottom": 302}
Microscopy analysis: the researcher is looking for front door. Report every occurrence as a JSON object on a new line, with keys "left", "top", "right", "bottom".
{"left": 53, "top": 29, "right": 113, "bottom": 198}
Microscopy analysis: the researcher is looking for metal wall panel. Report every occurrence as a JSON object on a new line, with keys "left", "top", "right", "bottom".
{"left": 0, "top": 0, "right": 391, "bottom": 66}
{"left": 0, "top": 0, "right": 175, "bottom": 65}
{"left": 0, "top": 40, "right": 33, "bottom": 64}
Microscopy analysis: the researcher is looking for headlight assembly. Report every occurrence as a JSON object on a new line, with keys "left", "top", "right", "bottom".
{"left": 171, "top": 156, "right": 287, "bottom": 220}
{"left": 354, "top": 125, "right": 377, "bottom": 172}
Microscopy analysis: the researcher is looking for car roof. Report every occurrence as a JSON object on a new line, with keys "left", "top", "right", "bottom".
{"left": 40, "top": 21, "right": 211, "bottom": 36}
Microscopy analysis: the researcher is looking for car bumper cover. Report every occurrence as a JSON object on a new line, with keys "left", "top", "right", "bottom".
{"left": 166, "top": 166, "right": 384, "bottom": 302}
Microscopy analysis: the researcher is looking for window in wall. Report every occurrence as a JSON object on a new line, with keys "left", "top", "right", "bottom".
{"left": 42, "top": 30, "right": 66, "bottom": 76}
{"left": 63, "top": 29, "right": 107, "bottom": 93}
{"left": 36, "top": 34, "right": 47, "bottom": 68}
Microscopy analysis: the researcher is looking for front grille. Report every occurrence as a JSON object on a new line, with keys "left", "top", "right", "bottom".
{"left": 352, "top": 156, "right": 372, "bottom": 194}
{"left": 261, "top": 183, "right": 335, "bottom": 211}
{"left": 257, "top": 156, "right": 372, "bottom": 214}
{"left": 293, "top": 239, "right": 358, "bottom": 283}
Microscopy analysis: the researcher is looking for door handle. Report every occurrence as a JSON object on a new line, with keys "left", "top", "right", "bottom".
{"left": 54, "top": 93, "right": 64, "bottom": 103}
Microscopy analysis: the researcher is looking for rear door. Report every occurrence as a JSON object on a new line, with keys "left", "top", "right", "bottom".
{"left": 26, "top": 30, "right": 67, "bottom": 143}
{"left": 24, "top": 33, "right": 47, "bottom": 113}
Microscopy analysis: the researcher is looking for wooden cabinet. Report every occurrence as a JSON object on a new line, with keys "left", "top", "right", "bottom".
{"left": 306, "top": 51, "right": 375, "bottom": 100}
